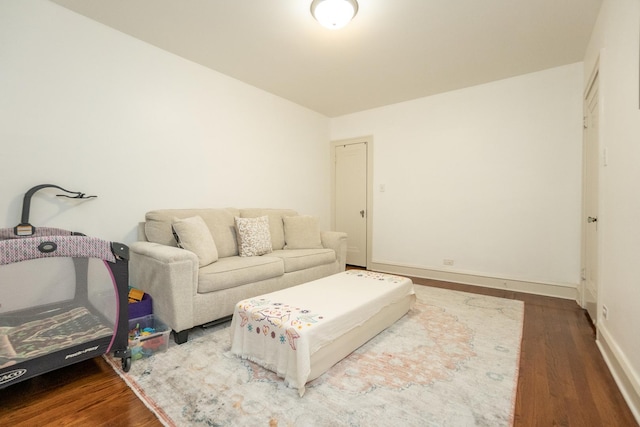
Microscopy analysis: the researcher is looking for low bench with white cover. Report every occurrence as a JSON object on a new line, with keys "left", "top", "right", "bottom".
{"left": 230, "top": 270, "right": 415, "bottom": 396}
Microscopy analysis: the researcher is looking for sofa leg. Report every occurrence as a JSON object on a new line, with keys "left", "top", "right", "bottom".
{"left": 174, "top": 330, "right": 188, "bottom": 345}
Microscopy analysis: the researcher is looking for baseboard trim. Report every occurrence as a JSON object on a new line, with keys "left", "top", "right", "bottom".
{"left": 597, "top": 325, "right": 640, "bottom": 424}
{"left": 369, "top": 261, "right": 577, "bottom": 300}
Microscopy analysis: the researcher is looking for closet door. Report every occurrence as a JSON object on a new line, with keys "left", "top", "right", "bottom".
{"left": 334, "top": 140, "right": 368, "bottom": 267}
{"left": 582, "top": 72, "right": 599, "bottom": 324}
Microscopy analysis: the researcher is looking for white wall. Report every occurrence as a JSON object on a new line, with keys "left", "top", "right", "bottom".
{"left": 331, "top": 64, "right": 584, "bottom": 289}
{"left": 583, "top": 0, "right": 640, "bottom": 419}
{"left": 0, "top": 0, "right": 330, "bottom": 244}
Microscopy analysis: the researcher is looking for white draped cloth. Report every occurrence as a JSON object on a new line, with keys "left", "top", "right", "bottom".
{"left": 230, "top": 270, "right": 415, "bottom": 396}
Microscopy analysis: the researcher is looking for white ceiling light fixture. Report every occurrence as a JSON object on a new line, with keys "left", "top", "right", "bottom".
{"left": 310, "top": 0, "right": 359, "bottom": 30}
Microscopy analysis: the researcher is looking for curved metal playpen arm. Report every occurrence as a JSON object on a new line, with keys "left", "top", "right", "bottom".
{"left": 14, "top": 184, "right": 97, "bottom": 236}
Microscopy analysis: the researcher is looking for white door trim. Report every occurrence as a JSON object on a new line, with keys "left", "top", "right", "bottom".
{"left": 330, "top": 136, "right": 374, "bottom": 269}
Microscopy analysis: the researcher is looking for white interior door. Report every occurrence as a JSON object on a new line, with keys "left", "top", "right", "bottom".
{"left": 335, "top": 141, "right": 368, "bottom": 267}
{"left": 583, "top": 73, "right": 599, "bottom": 323}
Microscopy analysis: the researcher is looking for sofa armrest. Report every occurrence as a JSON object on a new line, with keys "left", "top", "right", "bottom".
{"left": 129, "top": 241, "right": 199, "bottom": 333}
{"left": 320, "top": 231, "right": 348, "bottom": 272}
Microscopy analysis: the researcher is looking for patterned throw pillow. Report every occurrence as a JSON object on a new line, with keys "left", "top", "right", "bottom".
{"left": 171, "top": 216, "right": 218, "bottom": 267}
{"left": 235, "top": 216, "right": 273, "bottom": 257}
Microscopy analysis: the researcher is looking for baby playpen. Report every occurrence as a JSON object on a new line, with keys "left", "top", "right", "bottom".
{"left": 0, "top": 184, "right": 131, "bottom": 388}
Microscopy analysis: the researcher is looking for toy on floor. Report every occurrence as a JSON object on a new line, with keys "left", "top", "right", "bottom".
{"left": 128, "top": 287, "right": 145, "bottom": 303}
{"left": 128, "top": 323, "right": 157, "bottom": 340}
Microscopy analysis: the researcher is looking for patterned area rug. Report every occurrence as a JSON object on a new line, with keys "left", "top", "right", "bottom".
{"left": 105, "top": 284, "right": 524, "bottom": 426}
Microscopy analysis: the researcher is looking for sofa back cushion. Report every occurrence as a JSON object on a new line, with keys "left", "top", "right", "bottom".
{"left": 283, "top": 215, "right": 323, "bottom": 249}
{"left": 145, "top": 208, "right": 240, "bottom": 258}
{"left": 239, "top": 208, "right": 298, "bottom": 250}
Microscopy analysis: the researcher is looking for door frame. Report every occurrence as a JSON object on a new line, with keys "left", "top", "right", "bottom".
{"left": 580, "top": 62, "right": 600, "bottom": 312}
{"left": 330, "top": 136, "right": 374, "bottom": 269}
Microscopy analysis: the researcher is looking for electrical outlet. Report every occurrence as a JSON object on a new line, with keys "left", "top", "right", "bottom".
{"left": 602, "top": 305, "right": 608, "bottom": 320}
{"left": 443, "top": 259, "right": 454, "bottom": 266}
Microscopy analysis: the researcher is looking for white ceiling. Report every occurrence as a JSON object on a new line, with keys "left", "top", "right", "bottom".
{"left": 50, "top": 0, "right": 602, "bottom": 117}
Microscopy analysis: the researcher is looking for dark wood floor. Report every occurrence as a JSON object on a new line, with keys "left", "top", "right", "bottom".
{"left": 1, "top": 275, "right": 637, "bottom": 426}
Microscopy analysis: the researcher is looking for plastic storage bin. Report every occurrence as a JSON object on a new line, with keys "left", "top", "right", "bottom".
{"left": 128, "top": 314, "right": 170, "bottom": 361}
{"left": 129, "top": 292, "right": 153, "bottom": 320}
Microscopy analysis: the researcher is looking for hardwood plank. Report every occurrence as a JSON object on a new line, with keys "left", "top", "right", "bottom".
{"left": 0, "top": 357, "right": 161, "bottom": 426}
{"left": 1, "top": 274, "right": 637, "bottom": 426}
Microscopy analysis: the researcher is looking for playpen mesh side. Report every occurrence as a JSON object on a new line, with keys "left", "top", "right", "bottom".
{"left": 0, "top": 228, "right": 122, "bottom": 370}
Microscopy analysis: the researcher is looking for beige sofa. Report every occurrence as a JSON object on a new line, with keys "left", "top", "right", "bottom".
{"left": 129, "top": 208, "right": 347, "bottom": 344}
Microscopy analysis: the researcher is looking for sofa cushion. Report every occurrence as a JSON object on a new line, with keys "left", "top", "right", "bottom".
{"left": 235, "top": 216, "right": 272, "bottom": 257}
{"left": 266, "top": 249, "right": 336, "bottom": 273}
{"left": 283, "top": 215, "right": 323, "bottom": 249}
{"left": 171, "top": 216, "right": 218, "bottom": 267}
{"left": 197, "top": 256, "right": 284, "bottom": 293}
{"left": 240, "top": 209, "right": 298, "bottom": 250}
{"left": 145, "top": 208, "right": 240, "bottom": 257}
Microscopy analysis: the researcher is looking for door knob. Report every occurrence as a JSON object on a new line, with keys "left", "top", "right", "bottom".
{"left": 360, "top": 210, "right": 365, "bottom": 218}
{"left": 587, "top": 216, "right": 598, "bottom": 223}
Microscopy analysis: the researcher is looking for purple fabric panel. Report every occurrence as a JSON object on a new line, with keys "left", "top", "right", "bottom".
{"left": 0, "top": 235, "right": 116, "bottom": 265}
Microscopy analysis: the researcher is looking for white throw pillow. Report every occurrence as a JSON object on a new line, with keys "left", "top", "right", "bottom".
{"left": 235, "top": 216, "right": 273, "bottom": 257}
{"left": 283, "top": 215, "right": 323, "bottom": 249}
{"left": 171, "top": 216, "right": 218, "bottom": 267}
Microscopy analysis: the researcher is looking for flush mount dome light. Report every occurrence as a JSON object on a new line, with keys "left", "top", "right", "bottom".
{"left": 310, "top": 0, "right": 359, "bottom": 30}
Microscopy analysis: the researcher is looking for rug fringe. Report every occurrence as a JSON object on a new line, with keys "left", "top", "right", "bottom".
{"left": 508, "top": 303, "right": 525, "bottom": 427}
